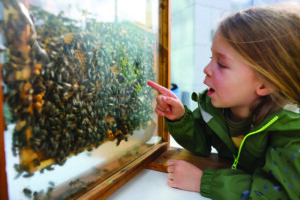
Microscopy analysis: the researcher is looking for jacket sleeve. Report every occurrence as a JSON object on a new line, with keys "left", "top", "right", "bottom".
{"left": 165, "top": 105, "right": 212, "bottom": 156}
{"left": 200, "top": 132, "right": 300, "bottom": 199}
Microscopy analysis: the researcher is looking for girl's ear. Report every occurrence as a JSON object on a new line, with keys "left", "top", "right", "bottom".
{"left": 256, "top": 84, "right": 271, "bottom": 96}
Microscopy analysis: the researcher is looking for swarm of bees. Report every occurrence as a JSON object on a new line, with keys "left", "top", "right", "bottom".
{"left": 1, "top": 0, "right": 156, "bottom": 174}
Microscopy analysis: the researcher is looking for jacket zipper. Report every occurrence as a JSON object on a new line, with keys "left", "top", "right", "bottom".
{"left": 231, "top": 116, "right": 279, "bottom": 169}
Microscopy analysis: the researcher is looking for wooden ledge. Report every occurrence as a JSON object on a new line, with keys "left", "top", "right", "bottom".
{"left": 147, "top": 147, "right": 232, "bottom": 172}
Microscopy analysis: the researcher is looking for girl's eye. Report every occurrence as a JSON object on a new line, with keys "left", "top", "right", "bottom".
{"left": 217, "top": 62, "right": 227, "bottom": 68}
{"left": 210, "top": 56, "right": 227, "bottom": 68}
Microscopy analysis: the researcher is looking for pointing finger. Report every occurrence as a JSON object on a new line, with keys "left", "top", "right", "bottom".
{"left": 147, "top": 80, "right": 174, "bottom": 97}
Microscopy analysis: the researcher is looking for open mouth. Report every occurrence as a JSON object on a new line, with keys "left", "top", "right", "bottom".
{"left": 207, "top": 87, "right": 215, "bottom": 96}
{"left": 209, "top": 88, "right": 215, "bottom": 92}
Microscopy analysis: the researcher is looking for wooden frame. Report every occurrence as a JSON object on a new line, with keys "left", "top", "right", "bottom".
{"left": 0, "top": 0, "right": 170, "bottom": 199}
{"left": 158, "top": 0, "right": 171, "bottom": 144}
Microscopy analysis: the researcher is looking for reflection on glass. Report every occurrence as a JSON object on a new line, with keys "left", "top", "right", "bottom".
{"left": 0, "top": 0, "right": 159, "bottom": 199}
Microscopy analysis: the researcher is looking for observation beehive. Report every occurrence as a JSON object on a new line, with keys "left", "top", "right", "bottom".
{"left": 3, "top": 0, "right": 156, "bottom": 173}
{"left": 0, "top": 0, "right": 170, "bottom": 199}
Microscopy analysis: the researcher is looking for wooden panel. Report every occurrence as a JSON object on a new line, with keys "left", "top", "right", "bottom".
{"left": 147, "top": 147, "right": 232, "bottom": 173}
{"left": 75, "top": 142, "right": 168, "bottom": 200}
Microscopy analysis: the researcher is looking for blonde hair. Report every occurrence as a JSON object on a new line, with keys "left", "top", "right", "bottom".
{"left": 219, "top": 3, "right": 300, "bottom": 124}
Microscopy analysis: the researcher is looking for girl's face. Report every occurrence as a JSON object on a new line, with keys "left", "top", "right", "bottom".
{"left": 204, "top": 30, "right": 264, "bottom": 120}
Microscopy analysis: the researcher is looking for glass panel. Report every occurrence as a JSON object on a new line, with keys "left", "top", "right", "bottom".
{"left": 0, "top": 0, "right": 160, "bottom": 199}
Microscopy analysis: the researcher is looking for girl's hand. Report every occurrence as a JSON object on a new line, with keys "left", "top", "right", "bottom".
{"left": 147, "top": 80, "right": 185, "bottom": 121}
{"left": 167, "top": 159, "right": 202, "bottom": 192}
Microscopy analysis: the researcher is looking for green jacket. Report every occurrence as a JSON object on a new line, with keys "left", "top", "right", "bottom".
{"left": 166, "top": 90, "right": 300, "bottom": 200}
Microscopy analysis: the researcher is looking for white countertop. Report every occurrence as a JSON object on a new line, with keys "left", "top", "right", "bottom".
{"left": 107, "top": 169, "right": 210, "bottom": 200}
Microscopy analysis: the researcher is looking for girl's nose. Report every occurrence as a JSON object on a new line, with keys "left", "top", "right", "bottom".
{"left": 203, "top": 61, "right": 213, "bottom": 77}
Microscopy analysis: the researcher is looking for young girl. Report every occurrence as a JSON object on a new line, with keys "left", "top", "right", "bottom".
{"left": 148, "top": 3, "right": 300, "bottom": 200}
